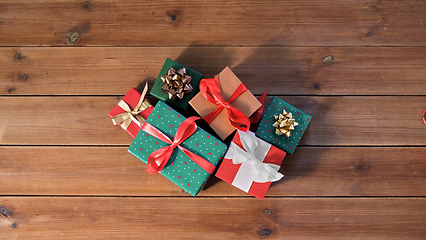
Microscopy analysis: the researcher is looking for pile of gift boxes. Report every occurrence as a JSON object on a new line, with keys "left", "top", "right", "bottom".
{"left": 109, "top": 58, "right": 312, "bottom": 200}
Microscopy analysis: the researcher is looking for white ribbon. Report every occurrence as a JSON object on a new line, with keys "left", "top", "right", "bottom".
{"left": 224, "top": 130, "right": 284, "bottom": 193}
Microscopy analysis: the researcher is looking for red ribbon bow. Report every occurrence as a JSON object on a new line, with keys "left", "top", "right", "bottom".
{"left": 141, "top": 116, "right": 216, "bottom": 175}
{"left": 199, "top": 75, "right": 267, "bottom": 132}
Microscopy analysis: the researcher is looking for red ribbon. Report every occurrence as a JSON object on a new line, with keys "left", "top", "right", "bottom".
{"left": 250, "top": 90, "right": 268, "bottom": 124}
{"left": 423, "top": 109, "right": 426, "bottom": 125}
{"left": 141, "top": 116, "right": 216, "bottom": 175}
{"left": 199, "top": 75, "right": 252, "bottom": 131}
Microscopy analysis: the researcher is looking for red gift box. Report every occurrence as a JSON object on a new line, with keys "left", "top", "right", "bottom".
{"left": 215, "top": 130, "right": 286, "bottom": 200}
{"left": 109, "top": 87, "right": 154, "bottom": 138}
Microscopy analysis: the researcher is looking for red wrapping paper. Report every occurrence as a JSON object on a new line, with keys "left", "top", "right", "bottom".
{"left": 109, "top": 87, "right": 154, "bottom": 138}
{"left": 215, "top": 130, "right": 286, "bottom": 200}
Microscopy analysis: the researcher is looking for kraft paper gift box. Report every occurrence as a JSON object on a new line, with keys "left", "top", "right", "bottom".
{"left": 189, "top": 67, "right": 262, "bottom": 140}
{"left": 109, "top": 86, "right": 154, "bottom": 138}
{"left": 255, "top": 96, "right": 312, "bottom": 154}
{"left": 150, "top": 58, "right": 203, "bottom": 111}
{"left": 215, "top": 130, "right": 286, "bottom": 200}
{"left": 128, "top": 101, "right": 228, "bottom": 196}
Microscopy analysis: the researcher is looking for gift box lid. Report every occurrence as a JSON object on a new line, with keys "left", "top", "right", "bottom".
{"left": 128, "top": 101, "right": 228, "bottom": 196}
{"left": 189, "top": 67, "right": 261, "bottom": 140}
{"left": 150, "top": 58, "right": 203, "bottom": 111}
{"left": 255, "top": 96, "right": 312, "bottom": 154}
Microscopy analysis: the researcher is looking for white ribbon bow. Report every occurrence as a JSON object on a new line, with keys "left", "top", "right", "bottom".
{"left": 224, "top": 130, "right": 284, "bottom": 193}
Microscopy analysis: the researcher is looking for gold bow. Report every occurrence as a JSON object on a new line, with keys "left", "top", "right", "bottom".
{"left": 111, "top": 83, "right": 151, "bottom": 130}
{"left": 272, "top": 110, "right": 299, "bottom": 137}
{"left": 161, "top": 67, "right": 193, "bottom": 101}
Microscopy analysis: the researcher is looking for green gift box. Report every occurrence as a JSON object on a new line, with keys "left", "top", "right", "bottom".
{"left": 255, "top": 97, "right": 312, "bottom": 154}
{"left": 128, "top": 101, "right": 227, "bottom": 196}
{"left": 150, "top": 58, "right": 203, "bottom": 111}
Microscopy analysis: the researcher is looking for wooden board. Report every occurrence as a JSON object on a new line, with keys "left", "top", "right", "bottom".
{"left": 1, "top": 1, "right": 426, "bottom": 46}
{"left": 0, "top": 96, "right": 425, "bottom": 146}
{"left": 1, "top": 47, "right": 426, "bottom": 96}
{"left": 0, "top": 147, "right": 424, "bottom": 197}
{"left": 1, "top": 0, "right": 426, "bottom": 238}
{"left": 1, "top": 197, "right": 425, "bottom": 239}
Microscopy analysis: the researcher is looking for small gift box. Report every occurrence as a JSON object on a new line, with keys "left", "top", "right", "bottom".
{"left": 109, "top": 85, "right": 154, "bottom": 138}
{"left": 189, "top": 67, "right": 262, "bottom": 140}
{"left": 150, "top": 58, "right": 203, "bottom": 111}
{"left": 215, "top": 130, "right": 286, "bottom": 200}
{"left": 255, "top": 97, "right": 312, "bottom": 154}
{"left": 128, "top": 101, "right": 228, "bottom": 196}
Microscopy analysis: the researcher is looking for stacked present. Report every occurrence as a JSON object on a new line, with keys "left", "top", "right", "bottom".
{"left": 109, "top": 58, "right": 312, "bottom": 199}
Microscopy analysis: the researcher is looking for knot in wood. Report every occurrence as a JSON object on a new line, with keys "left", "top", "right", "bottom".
{"left": 166, "top": 10, "right": 181, "bottom": 23}
{"left": 7, "top": 87, "right": 16, "bottom": 94}
{"left": 18, "top": 73, "right": 29, "bottom": 81}
{"left": 313, "top": 83, "right": 320, "bottom": 90}
{"left": 81, "top": 1, "right": 93, "bottom": 11}
{"left": 15, "top": 52, "right": 23, "bottom": 60}
{"left": 69, "top": 32, "right": 81, "bottom": 43}
{"left": 263, "top": 208, "right": 272, "bottom": 215}
{"left": 258, "top": 228, "right": 272, "bottom": 236}
{"left": 322, "top": 55, "right": 334, "bottom": 64}
{"left": 66, "top": 22, "right": 91, "bottom": 44}
{"left": 369, "top": 4, "right": 379, "bottom": 11}
{"left": 0, "top": 206, "right": 9, "bottom": 216}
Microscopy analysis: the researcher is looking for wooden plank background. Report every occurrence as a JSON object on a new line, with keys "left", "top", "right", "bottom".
{"left": 1, "top": 47, "right": 426, "bottom": 96}
{"left": 0, "top": 0, "right": 425, "bottom": 239}
{"left": 1, "top": 197, "right": 425, "bottom": 239}
{"left": 1, "top": 0, "right": 426, "bottom": 46}
{"left": 1, "top": 147, "right": 425, "bottom": 196}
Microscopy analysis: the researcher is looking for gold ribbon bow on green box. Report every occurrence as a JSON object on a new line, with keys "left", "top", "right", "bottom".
{"left": 161, "top": 67, "right": 193, "bottom": 101}
{"left": 272, "top": 110, "right": 299, "bottom": 137}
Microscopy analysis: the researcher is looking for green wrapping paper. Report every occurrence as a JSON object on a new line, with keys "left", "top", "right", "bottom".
{"left": 255, "top": 97, "right": 312, "bottom": 154}
{"left": 128, "top": 101, "right": 228, "bottom": 196}
{"left": 150, "top": 58, "right": 203, "bottom": 111}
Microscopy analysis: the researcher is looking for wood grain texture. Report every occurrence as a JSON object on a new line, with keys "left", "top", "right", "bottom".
{"left": 0, "top": 96, "right": 425, "bottom": 146}
{"left": 1, "top": 197, "right": 425, "bottom": 240}
{"left": 0, "top": 147, "right": 424, "bottom": 197}
{"left": 1, "top": 0, "right": 425, "bottom": 238}
{"left": 1, "top": 0, "right": 426, "bottom": 46}
{"left": 1, "top": 47, "right": 426, "bottom": 96}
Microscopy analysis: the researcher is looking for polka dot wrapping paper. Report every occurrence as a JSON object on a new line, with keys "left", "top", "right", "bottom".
{"left": 255, "top": 97, "right": 312, "bottom": 154}
{"left": 150, "top": 58, "right": 203, "bottom": 111}
{"left": 128, "top": 101, "right": 228, "bottom": 196}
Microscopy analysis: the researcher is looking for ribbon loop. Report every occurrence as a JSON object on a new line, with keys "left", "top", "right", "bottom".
{"left": 111, "top": 83, "right": 151, "bottom": 130}
{"left": 142, "top": 116, "right": 216, "bottom": 175}
{"left": 199, "top": 75, "right": 251, "bottom": 131}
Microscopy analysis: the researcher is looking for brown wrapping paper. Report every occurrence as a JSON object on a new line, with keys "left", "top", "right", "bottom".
{"left": 189, "top": 67, "right": 261, "bottom": 140}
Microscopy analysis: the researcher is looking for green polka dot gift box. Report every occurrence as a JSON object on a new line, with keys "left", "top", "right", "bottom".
{"left": 255, "top": 97, "right": 312, "bottom": 154}
{"left": 128, "top": 101, "right": 228, "bottom": 196}
{"left": 150, "top": 58, "right": 203, "bottom": 111}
